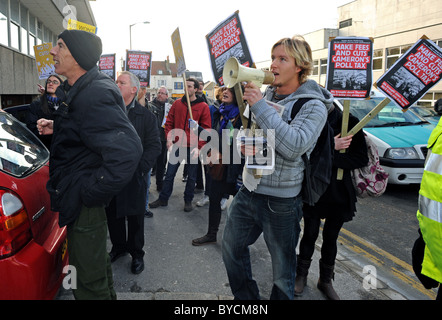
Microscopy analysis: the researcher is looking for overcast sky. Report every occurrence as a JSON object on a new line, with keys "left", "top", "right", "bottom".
{"left": 90, "top": 0, "right": 352, "bottom": 82}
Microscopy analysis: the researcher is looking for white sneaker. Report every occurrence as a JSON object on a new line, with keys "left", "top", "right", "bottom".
{"left": 196, "top": 195, "right": 209, "bottom": 207}
{"left": 220, "top": 198, "right": 228, "bottom": 210}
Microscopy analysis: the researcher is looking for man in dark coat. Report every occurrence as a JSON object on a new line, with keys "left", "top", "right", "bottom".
{"left": 106, "top": 71, "right": 161, "bottom": 274}
{"left": 38, "top": 30, "right": 143, "bottom": 299}
{"left": 147, "top": 86, "right": 171, "bottom": 192}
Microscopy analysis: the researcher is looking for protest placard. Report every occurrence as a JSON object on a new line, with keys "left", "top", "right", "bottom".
{"left": 67, "top": 19, "right": 97, "bottom": 34}
{"left": 376, "top": 36, "right": 442, "bottom": 109}
{"left": 206, "top": 11, "right": 253, "bottom": 86}
{"left": 33, "top": 43, "right": 55, "bottom": 80}
{"left": 125, "top": 50, "right": 152, "bottom": 87}
{"left": 171, "top": 27, "right": 194, "bottom": 118}
{"left": 171, "top": 28, "right": 186, "bottom": 76}
{"left": 325, "top": 37, "right": 373, "bottom": 99}
{"left": 99, "top": 54, "right": 116, "bottom": 80}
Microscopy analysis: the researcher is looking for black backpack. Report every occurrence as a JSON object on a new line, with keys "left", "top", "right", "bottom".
{"left": 289, "top": 98, "right": 334, "bottom": 206}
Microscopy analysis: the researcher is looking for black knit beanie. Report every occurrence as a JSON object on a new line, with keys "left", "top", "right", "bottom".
{"left": 58, "top": 29, "right": 102, "bottom": 71}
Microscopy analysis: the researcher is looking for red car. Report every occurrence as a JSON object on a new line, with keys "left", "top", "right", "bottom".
{"left": 0, "top": 109, "right": 68, "bottom": 300}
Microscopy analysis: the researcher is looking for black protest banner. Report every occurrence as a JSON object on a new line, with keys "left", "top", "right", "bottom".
{"left": 206, "top": 11, "right": 253, "bottom": 86}
{"left": 326, "top": 37, "right": 373, "bottom": 99}
{"left": 125, "top": 50, "right": 152, "bottom": 87}
{"left": 376, "top": 37, "right": 442, "bottom": 109}
{"left": 99, "top": 53, "right": 116, "bottom": 81}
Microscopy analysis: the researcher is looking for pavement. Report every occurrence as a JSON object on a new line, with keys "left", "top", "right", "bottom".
{"left": 56, "top": 164, "right": 437, "bottom": 302}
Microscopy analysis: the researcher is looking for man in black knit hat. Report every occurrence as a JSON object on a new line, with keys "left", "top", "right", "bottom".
{"left": 37, "top": 30, "right": 143, "bottom": 299}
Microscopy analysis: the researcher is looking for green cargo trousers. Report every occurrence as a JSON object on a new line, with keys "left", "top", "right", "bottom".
{"left": 67, "top": 205, "right": 116, "bottom": 300}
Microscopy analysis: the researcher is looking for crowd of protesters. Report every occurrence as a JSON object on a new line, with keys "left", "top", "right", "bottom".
{"left": 32, "top": 29, "right": 441, "bottom": 301}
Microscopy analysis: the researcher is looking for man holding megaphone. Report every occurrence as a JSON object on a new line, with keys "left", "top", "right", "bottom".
{"left": 221, "top": 35, "right": 334, "bottom": 300}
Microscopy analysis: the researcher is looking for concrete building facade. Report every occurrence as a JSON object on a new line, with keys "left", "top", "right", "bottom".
{"left": 257, "top": 0, "right": 442, "bottom": 107}
{"left": 3, "top": 0, "right": 441, "bottom": 109}
{"left": 0, "top": 0, "right": 95, "bottom": 109}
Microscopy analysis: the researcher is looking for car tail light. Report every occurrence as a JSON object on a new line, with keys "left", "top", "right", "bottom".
{"left": 0, "top": 189, "right": 32, "bottom": 259}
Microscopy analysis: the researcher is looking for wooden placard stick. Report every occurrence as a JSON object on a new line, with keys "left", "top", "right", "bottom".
{"left": 346, "top": 97, "right": 391, "bottom": 136}
{"left": 336, "top": 97, "right": 391, "bottom": 180}
{"left": 183, "top": 74, "right": 193, "bottom": 120}
{"left": 337, "top": 100, "right": 350, "bottom": 180}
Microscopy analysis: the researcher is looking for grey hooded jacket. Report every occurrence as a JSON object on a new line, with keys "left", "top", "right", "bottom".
{"left": 249, "top": 79, "right": 334, "bottom": 198}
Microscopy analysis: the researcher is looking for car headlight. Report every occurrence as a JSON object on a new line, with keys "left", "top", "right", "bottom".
{"left": 384, "top": 147, "right": 419, "bottom": 159}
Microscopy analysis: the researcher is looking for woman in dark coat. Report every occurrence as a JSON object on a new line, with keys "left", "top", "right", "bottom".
{"left": 26, "top": 74, "right": 63, "bottom": 149}
{"left": 295, "top": 107, "right": 369, "bottom": 299}
{"left": 192, "top": 87, "right": 244, "bottom": 246}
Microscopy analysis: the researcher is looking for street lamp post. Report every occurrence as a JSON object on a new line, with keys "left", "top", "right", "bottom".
{"left": 129, "top": 21, "right": 150, "bottom": 50}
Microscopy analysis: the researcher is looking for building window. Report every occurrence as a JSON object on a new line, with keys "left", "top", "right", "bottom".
{"left": 373, "top": 49, "right": 383, "bottom": 70}
{"left": 20, "top": 5, "right": 28, "bottom": 55}
{"left": 29, "top": 34, "right": 36, "bottom": 56}
{"left": 44, "top": 25, "right": 51, "bottom": 43}
{"left": 10, "top": 0, "right": 18, "bottom": 23}
{"left": 320, "top": 58, "right": 327, "bottom": 75}
{"left": 174, "top": 82, "right": 183, "bottom": 90}
{"left": 37, "top": 20, "right": 42, "bottom": 44}
{"left": 10, "top": 21, "right": 19, "bottom": 49}
{"left": 418, "top": 91, "right": 442, "bottom": 107}
{"left": 9, "top": 0, "right": 20, "bottom": 50}
{"left": 21, "top": 26, "right": 28, "bottom": 54}
{"left": 158, "top": 80, "right": 166, "bottom": 87}
{"left": 29, "top": 13, "right": 36, "bottom": 55}
{"left": 386, "top": 44, "right": 411, "bottom": 69}
{"left": 312, "top": 59, "right": 319, "bottom": 76}
{"left": 0, "top": 0, "right": 8, "bottom": 46}
{"left": 339, "top": 18, "right": 352, "bottom": 29}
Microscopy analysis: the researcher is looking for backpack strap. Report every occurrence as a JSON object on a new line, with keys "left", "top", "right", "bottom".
{"left": 288, "top": 98, "right": 314, "bottom": 176}
{"left": 289, "top": 98, "right": 314, "bottom": 123}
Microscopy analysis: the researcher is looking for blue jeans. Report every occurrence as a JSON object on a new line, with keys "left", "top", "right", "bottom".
{"left": 222, "top": 187, "right": 303, "bottom": 300}
{"left": 159, "top": 147, "right": 198, "bottom": 203}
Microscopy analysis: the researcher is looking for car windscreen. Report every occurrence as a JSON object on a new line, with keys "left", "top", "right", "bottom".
{"left": 410, "top": 106, "right": 438, "bottom": 118}
{"left": 338, "top": 97, "right": 428, "bottom": 128}
{"left": 0, "top": 112, "right": 49, "bottom": 177}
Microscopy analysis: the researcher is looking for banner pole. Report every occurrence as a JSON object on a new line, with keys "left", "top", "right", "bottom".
{"left": 182, "top": 74, "right": 193, "bottom": 120}
{"left": 337, "top": 100, "right": 350, "bottom": 180}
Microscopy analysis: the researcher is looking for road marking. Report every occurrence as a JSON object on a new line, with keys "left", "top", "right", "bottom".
{"left": 339, "top": 227, "right": 437, "bottom": 300}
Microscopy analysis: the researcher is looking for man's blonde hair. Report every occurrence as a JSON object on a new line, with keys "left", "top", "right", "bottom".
{"left": 272, "top": 35, "right": 313, "bottom": 84}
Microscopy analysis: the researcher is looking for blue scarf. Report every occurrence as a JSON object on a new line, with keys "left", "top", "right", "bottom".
{"left": 47, "top": 95, "right": 60, "bottom": 105}
{"left": 218, "top": 103, "right": 239, "bottom": 133}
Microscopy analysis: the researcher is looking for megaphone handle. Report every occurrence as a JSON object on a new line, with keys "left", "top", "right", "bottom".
{"left": 234, "top": 83, "right": 248, "bottom": 129}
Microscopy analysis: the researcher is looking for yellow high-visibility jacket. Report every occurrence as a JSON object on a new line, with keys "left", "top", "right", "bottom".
{"left": 417, "top": 117, "right": 442, "bottom": 283}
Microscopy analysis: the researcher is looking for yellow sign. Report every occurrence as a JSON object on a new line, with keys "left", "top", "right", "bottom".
{"left": 33, "top": 43, "right": 55, "bottom": 80}
{"left": 67, "top": 19, "right": 97, "bottom": 34}
{"left": 171, "top": 28, "right": 186, "bottom": 75}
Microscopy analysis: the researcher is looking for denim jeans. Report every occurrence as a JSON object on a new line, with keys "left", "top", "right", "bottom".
{"left": 222, "top": 186, "right": 303, "bottom": 300}
{"left": 159, "top": 147, "right": 198, "bottom": 203}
